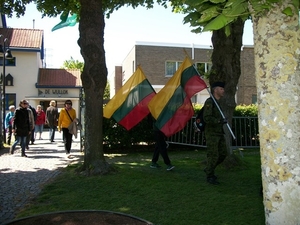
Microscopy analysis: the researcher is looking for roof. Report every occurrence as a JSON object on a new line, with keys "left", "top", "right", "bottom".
{"left": 37, "top": 68, "right": 82, "bottom": 88}
{"left": 0, "top": 28, "right": 43, "bottom": 49}
{"left": 135, "top": 41, "right": 213, "bottom": 49}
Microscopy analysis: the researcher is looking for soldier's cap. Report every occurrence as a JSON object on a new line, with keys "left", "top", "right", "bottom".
{"left": 211, "top": 82, "right": 225, "bottom": 89}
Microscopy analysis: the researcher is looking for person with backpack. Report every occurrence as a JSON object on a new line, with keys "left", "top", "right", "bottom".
{"left": 202, "top": 82, "right": 227, "bottom": 185}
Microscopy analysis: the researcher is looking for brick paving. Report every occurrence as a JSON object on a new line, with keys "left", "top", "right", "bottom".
{"left": 0, "top": 131, "right": 82, "bottom": 225}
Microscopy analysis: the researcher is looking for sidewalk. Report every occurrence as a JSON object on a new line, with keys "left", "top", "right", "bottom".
{"left": 0, "top": 131, "right": 83, "bottom": 225}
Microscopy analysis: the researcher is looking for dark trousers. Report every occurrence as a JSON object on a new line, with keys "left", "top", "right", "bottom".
{"left": 152, "top": 130, "right": 171, "bottom": 165}
{"left": 26, "top": 128, "right": 35, "bottom": 146}
{"left": 205, "top": 134, "right": 227, "bottom": 177}
{"left": 6, "top": 126, "right": 12, "bottom": 145}
{"left": 11, "top": 136, "right": 27, "bottom": 155}
{"left": 62, "top": 128, "right": 73, "bottom": 154}
{"left": 49, "top": 126, "right": 56, "bottom": 141}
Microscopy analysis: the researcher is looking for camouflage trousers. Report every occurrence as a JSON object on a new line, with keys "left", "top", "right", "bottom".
{"left": 205, "top": 133, "right": 227, "bottom": 178}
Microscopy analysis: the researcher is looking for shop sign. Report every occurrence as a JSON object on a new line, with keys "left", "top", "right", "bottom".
{"left": 38, "top": 89, "right": 68, "bottom": 96}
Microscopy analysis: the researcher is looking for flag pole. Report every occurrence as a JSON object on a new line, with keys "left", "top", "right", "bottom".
{"left": 183, "top": 49, "right": 236, "bottom": 140}
{"left": 205, "top": 88, "right": 236, "bottom": 140}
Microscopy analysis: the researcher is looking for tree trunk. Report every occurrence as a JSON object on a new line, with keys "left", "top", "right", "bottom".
{"left": 78, "top": 0, "right": 112, "bottom": 175}
{"left": 210, "top": 18, "right": 245, "bottom": 153}
{"left": 252, "top": 1, "right": 300, "bottom": 224}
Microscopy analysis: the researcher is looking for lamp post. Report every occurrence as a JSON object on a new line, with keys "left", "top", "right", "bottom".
{"left": 0, "top": 36, "right": 13, "bottom": 145}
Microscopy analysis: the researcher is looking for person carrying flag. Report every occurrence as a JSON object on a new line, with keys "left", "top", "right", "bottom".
{"left": 203, "top": 82, "right": 228, "bottom": 185}
{"left": 149, "top": 116, "right": 175, "bottom": 171}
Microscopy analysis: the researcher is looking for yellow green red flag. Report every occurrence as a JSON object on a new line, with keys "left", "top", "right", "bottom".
{"left": 104, "top": 66, "right": 156, "bottom": 130}
{"left": 148, "top": 57, "right": 207, "bottom": 137}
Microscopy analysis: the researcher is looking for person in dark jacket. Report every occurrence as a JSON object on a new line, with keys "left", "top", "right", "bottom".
{"left": 28, "top": 105, "right": 37, "bottom": 145}
{"left": 10, "top": 100, "right": 31, "bottom": 157}
{"left": 46, "top": 100, "right": 59, "bottom": 142}
{"left": 203, "top": 82, "right": 227, "bottom": 185}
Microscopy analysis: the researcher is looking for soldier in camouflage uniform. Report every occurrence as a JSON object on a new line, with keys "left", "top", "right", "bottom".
{"left": 203, "top": 82, "right": 227, "bottom": 185}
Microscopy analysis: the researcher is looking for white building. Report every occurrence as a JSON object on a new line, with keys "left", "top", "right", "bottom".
{"left": 0, "top": 15, "right": 82, "bottom": 115}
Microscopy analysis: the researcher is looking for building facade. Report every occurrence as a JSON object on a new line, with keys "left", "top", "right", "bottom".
{"left": 0, "top": 19, "right": 82, "bottom": 115}
{"left": 114, "top": 42, "right": 256, "bottom": 105}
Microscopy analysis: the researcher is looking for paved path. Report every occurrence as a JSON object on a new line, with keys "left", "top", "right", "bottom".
{"left": 0, "top": 131, "right": 82, "bottom": 225}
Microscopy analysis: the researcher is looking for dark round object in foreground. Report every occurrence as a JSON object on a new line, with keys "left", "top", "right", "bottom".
{"left": 4, "top": 210, "right": 154, "bottom": 225}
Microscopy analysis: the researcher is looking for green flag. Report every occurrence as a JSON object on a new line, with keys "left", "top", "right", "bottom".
{"left": 51, "top": 11, "right": 77, "bottom": 32}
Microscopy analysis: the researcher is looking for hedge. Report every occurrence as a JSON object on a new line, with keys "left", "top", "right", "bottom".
{"left": 102, "top": 104, "right": 258, "bottom": 150}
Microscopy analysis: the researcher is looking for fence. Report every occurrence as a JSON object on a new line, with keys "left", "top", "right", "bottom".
{"left": 167, "top": 116, "right": 259, "bottom": 149}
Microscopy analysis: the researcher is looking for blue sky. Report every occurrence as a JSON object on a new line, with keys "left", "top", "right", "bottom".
{"left": 6, "top": 3, "right": 253, "bottom": 78}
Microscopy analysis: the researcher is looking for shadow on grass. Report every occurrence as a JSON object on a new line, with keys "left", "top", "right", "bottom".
{"left": 15, "top": 148, "right": 264, "bottom": 225}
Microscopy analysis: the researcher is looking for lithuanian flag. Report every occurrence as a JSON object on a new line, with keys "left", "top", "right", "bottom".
{"left": 104, "top": 66, "right": 156, "bottom": 130}
{"left": 148, "top": 57, "right": 207, "bottom": 137}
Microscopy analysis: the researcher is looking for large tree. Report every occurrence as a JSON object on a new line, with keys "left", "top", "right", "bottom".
{"left": 0, "top": 0, "right": 165, "bottom": 174}
{"left": 209, "top": 19, "right": 244, "bottom": 152}
{"left": 178, "top": 0, "right": 300, "bottom": 223}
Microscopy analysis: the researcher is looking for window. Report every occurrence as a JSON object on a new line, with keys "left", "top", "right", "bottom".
{"left": 165, "top": 61, "right": 212, "bottom": 77}
{"left": 252, "top": 95, "right": 257, "bottom": 104}
{"left": 195, "top": 62, "right": 212, "bottom": 76}
{"left": 0, "top": 57, "right": 16, "bottom": 66}
{"left": 6, "top": 94, "right": 16, "bottom": 110}
{"left": 165, "top": 61, "right": 182, "bottom": 76}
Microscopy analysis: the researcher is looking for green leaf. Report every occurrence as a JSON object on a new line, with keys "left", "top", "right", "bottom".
{"left": 210, "top": 0, "right": 226, "bottom": 3}
{"left": 282, "top": 7, "right": 293, "bottom": 16}
{"left": 202, "top": 14, "right": 234, "bottom": 32}
{"left": 224, "top": 25, "right": 231, "bottom": 36}
{"left": 197, "top": 6, "right": 219, "bottom": 23}
{"left": 223, "top": 0, "right": 249, "bottom": 17}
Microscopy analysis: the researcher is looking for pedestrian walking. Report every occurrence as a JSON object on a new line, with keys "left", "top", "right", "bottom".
{"left": 35, "top": 105, "right": 46, "bottom": 140}
{"left": 149, "top": 115, "right": 174, "bottom": 171}
{"left": 5, "top": 105, "right": 15, "bottom": 145}
{"left": 10, "top": 100, "right": 31, "bottom": 157}
{"left": 58, "top": 100, "right": 77, "bottom": 158}
{"left": 203, "top": 82, "right": 228, "bottom": 185}
{"left": 46, "top": 100, "right": 59, "bottom": 142}
{"left": 26, "top": 105, "right": 36, "bottom": 146}
{"left": 26, "top": 104, "right": 35, "bottom": 150}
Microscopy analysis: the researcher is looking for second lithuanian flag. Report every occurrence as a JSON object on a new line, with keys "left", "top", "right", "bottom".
{"left": 148, "top": 57, "right": 207, "bottom": 137}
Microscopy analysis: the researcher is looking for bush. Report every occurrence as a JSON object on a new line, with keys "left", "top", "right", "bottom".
{"left": 234, "top": 104, "right": 258, "bottom": 117}
{"left": 102, "top": 104, "right": 258, "bottom": 149}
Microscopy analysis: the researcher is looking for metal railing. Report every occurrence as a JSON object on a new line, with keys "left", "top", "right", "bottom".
{"left": 167, "top": 116, "right": 259, "bottom": 148}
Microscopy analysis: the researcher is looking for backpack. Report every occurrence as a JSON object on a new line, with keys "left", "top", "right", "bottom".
{"left": 194, "top": 107, "right": 206, "bottom": 132}
{"left": 194, "top": 97, "right": 214, "bottom": 133}
{"left": 29, "top": 105, "right": 37, "bottom": 121}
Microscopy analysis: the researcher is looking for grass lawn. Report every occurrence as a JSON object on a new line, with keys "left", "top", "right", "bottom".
{"left": 16, "top": 147, "right": 265, "bottom": 225}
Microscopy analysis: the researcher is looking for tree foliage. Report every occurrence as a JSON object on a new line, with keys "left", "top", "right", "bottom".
{"left": 0, "top": 0, "right": 168, "bottom": 18}
{"left": 170, "top": 0, "right": 298, "bottom": 35}
{"left": 62, "top": 57, "right": 110, "bottom": 99}
{"left": 62, "top": 57, "right": 84, "bottom": 71}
